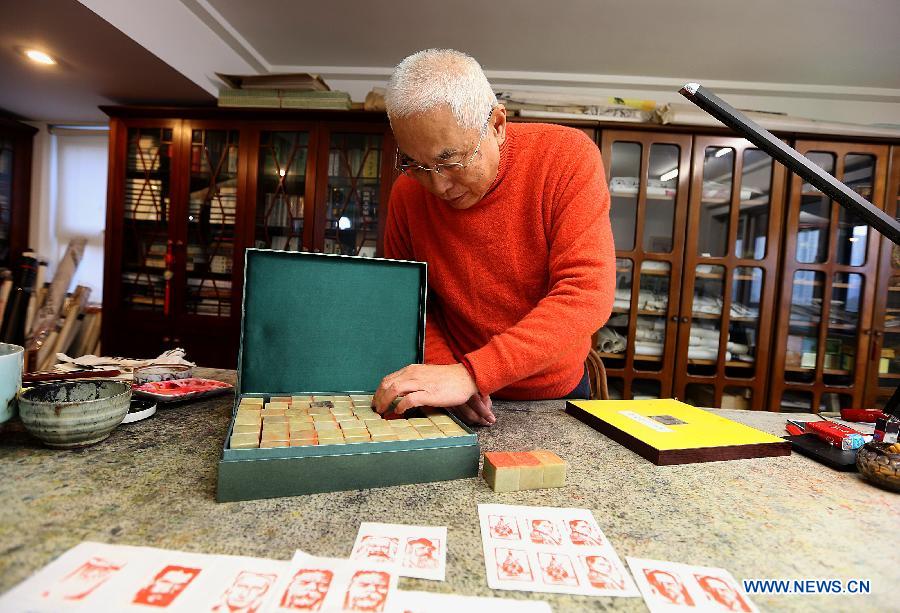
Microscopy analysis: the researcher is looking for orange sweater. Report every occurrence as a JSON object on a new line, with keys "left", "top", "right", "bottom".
{"left": 384, "top": 123, "right": 615, "bottom": 399}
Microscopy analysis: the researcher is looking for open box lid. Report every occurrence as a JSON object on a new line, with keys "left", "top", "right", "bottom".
{"left": 237, "top": 250, "right": 426, "bottom": 397}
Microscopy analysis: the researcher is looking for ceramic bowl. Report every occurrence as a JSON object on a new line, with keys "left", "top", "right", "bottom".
{"left": 132, "top": 364, "right": 193, "bottom": 385}
{"left": 856, "top": 441, "right": 900, "bottom": 492}
{"left": 18, "top": 380, "right": 132, "bottom": 448}
{"left": 0, "top": 343, "right": 24, "bottom": 424}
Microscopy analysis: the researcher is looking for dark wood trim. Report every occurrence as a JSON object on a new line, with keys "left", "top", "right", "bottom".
{"left": 0, "top": 118, "right": 37, "bottom": 268}
{"left": 101, "top": 106, "right": 390, "bottom": 124}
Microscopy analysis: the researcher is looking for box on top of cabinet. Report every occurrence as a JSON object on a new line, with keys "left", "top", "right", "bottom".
{"left": 217, "top": 250, "right": 480, "bottom": 502}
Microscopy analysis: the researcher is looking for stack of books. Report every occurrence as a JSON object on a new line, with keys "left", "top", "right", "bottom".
{"left": 219, "top": 88, "right": 352, "bottom": 110}
{"left": 216, "top": 72, "right": 351, "bottom": 110}
{"left": 125, "top": 178, "right": 167, "bottom": 221}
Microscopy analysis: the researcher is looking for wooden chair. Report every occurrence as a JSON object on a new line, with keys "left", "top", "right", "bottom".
{"left": 585, "top": 348, "right": 609, "bottom": 400}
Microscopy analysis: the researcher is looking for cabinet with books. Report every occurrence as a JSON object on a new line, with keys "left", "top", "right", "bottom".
{"left": 867, "top": 145, "right": 900, "bottom": 408}
{"left": 103, "top": 109, "right": 395, "bottom": 367}
{"left": 769, "top": 141, "right": 889, "bottom": 413}
{"left": 103, "top": 119, "right": 183, "bottom": 360}
{"left": 248, "top": 128, "right": 315, "bottom": 253}
{"left": 179, "top": 123, "right": 241, "bottom": 320}
{"left": 597, "top": 130, "right": 692, "bottom": 400}
{"left": 675, "top": 137, "right": 787, "bottom": 410}
{"left": 311, "top": 124, "right": 395, "bottom": 257}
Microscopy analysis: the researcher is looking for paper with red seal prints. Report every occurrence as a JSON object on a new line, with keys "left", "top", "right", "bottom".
{"left": 478, "top": 504, "right": 639, "bottom": 598}
{"left": 350, "top": 522, "right": 447, "bottom": 581}
{"left": 627, "top": 557, "right": 758, "bottom": 613}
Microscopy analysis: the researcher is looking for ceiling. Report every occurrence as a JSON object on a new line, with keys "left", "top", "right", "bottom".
{"left": 0, "top": 0, "right": 213, "bottom": 122}
{"left": 1, "top": 0, "right": 898, "bottom": 123}
{"left": 204, "top": 0, "right": 900, "bottom": 89}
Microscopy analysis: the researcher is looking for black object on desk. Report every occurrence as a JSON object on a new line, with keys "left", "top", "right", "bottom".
{"left": 783, "top": 434, "right": 859, "bottom": 471}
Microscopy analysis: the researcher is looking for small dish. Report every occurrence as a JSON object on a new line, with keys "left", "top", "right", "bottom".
{"left": 121, "top": 398, "right": 158, "bottom": 423}
{"left": 132, "top": 377, "right": 233, "bottom": 404}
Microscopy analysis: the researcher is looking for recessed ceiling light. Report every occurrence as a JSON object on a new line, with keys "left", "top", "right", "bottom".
{"left": 25, "top": 49, "right": 56, "bottom": 65}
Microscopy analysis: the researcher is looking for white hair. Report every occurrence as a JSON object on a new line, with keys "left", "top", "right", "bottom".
{"left": 385, "top": 49, "right": 497, "bottom": 131}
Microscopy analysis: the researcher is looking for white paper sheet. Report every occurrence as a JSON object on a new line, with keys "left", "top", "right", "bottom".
{"left": 477, "top": 504, "right": 639, "bottom": 598}
{"left": 0, "top": 542, "right": 291, "bottom": 613}
{"left": 265, "top": 551, "right": 399, "bottom": 612}
{"left": 627, "top": 557, "right": 758, "bottom": 613}
{"left": 350, "top": 522, "right": 447, "bottom": 581}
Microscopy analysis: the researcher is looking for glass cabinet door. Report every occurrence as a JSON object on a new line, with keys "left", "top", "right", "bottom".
{"left": 119, "top": 125, "right": 175, "bottom": 313}
{"left": 598, "top": 131, "right": 691, "bottom": 399}
{"left": 678, "top": 138, "right": 785, "bottom": 410}
{"left": 868, "top": 145, "right": 900, "bottom": 408}
{"left": 771, "top": 141, "right": 888, "bottom": 413}
{"left": 181, "top": 127, "right": 240, "bottom": 318}
{"left": 321, "top": 132, "right": 384, "bottom": 257}
{"left": 254, "top": 131, "right": 312, "bottom": 251}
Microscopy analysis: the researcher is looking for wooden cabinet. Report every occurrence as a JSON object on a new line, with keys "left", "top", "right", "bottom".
{"left": 769, "top": 141, "right": 889, "bottom": 413}
{"left": 0, "top": 118, "right": 37, "bottom": 269}
{"left": 676, "top": 137, "right": 787, "bottom": 410}
{"left": 596, "top": 130, "right": 787, "bottom": 409}
{"left": 598, "top": 130, "right": 692, "bottom": 400}
{"left": 101, "top": 108, "right": 898, "bottom": 403}
{"left": 101, "top": 109, "right": 393, "bottom": 367}
{"left": 867, "top": 145, "right": 900, "bottom": 408}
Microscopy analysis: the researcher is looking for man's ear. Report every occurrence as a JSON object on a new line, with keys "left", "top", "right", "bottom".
{"left": 492, "top": 104, "right": 508, "bottom": 144}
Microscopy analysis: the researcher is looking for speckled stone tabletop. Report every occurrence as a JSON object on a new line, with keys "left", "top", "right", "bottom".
{"left": 1, "top": 368, "right": 897, "bottom": 612}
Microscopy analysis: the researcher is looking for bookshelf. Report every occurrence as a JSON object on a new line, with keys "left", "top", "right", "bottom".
{"left": 101, "top": 109, "right": 394, "bottom": 367}
{"left": 100, "top": 108, "right": 898, "bottom": 404}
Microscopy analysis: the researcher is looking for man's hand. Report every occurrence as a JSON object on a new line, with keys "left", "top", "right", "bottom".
{"left": 373, "top": 363, "right": 491, "bottom": 421}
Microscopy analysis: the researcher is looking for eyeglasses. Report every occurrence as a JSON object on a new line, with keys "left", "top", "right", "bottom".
{"left": 395, "top": 108, "right": 495, "bottom": 177}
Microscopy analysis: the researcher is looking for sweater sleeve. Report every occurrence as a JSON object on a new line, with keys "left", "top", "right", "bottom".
{"left": 384, "top": 180, "right": 458, "bottom": 366}
{"left": 462, "top": 136, "right": 616, "bottom": 394}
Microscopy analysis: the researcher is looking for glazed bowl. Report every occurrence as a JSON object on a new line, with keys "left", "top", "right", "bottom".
{"left": 18, "top": 380, "right": 132, "bottom": 448}
{"left": 856, "top": 441, "right": 900, "bottom": 493}
{"left": 132, "top": 364, "right": 193, "bottom": 385}
{"left": 0, "top": 343, "right": 24, "bottom": 424}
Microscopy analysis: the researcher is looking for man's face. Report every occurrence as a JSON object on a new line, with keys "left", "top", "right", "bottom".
{"left": 571, "top": 520, "right": 589, "bottom": 532}
{"left": 346, "top": 571, "right": 389, "bottom": 610}
{"left": 226, "top": 573, "right": 270, "bottom": 608}
{"left": 362, "top": 537, "right": 394, "bottom": 560}
{"left": 410, "top": 542, "right": 433, "bottom": 560}
{"left": 391, "top": 104, "right": 505, "bottom": 210}
{"left": 586, "top": 556, "right": 612, "bottom": 575}
{"left": 151, "top": 570, "right": 191, "bottom": 596}
{"left": 651, "top": 571, "right": 682, "bottom": 601}
{"left": 286, "top": 571, "right": 330, "bottom": 608}
{"left": 705, "top": 577, "right": 737, "bottom": 605}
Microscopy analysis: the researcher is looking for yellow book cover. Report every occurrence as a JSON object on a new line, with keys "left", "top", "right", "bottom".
{"left": 566, "top": 399, "right": 791, "bottom": 465}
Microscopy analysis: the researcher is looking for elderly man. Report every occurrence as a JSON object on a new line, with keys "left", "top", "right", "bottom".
{"left": 373, "top": 49, "right": 614, "bottom": 425}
